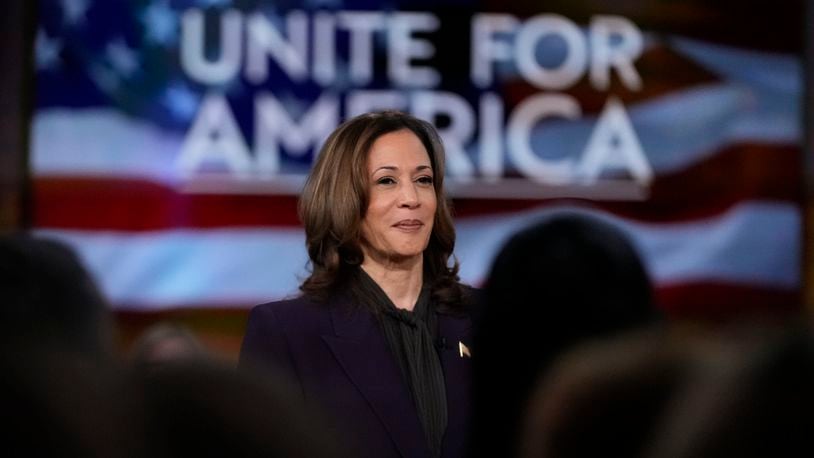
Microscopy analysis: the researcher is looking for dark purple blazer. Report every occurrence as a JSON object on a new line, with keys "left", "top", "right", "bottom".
{"left": 239, "top": 292, "right": 473, "bottom": 458}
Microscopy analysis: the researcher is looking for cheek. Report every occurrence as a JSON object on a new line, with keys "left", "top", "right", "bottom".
{"left": 361, "top": 201, "right": 389, "bottom": 239}
{"left": 361, "top": 214, "right": 380, "bottom": 238}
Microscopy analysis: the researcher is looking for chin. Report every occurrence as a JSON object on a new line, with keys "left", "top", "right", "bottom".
{"left": 397, "top": 250, "right": 425, "bottom": 259}
{"left": 386, "top": 243, "right": 428, "bottom": 261}
{"left": 395, "top": 239, "right": 430, "bottom": 256}
{"left": 388, "top": 245, "right": 423, "bottom": 258}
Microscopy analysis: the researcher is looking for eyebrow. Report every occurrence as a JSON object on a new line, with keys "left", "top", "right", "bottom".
{"left": 372, "top": 165, "right": 433, "bottom": 174}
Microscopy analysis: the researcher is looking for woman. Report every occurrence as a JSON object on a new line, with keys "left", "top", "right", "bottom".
{"left": 240, "top": 111, "right": 475, "bottom": 458}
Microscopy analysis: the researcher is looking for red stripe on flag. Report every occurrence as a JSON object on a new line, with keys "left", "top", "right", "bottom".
{"left": 33, "top": 143, "right": 800, "bottom": 230}
{"left": 33, "top": 178, "right": 302, "bottom": 230}
{"left": 657, "top": 282, "right": 801, "bottom": 323}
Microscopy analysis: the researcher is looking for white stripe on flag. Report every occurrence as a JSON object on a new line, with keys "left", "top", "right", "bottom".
{"left": 37, "top": 201, "right": 799, "bottom": 309}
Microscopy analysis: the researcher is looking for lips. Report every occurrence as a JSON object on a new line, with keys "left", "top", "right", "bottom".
{"left": 392, "top": 219, "right": 424, "bottom": 230}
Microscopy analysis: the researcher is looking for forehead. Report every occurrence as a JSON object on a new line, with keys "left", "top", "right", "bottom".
{"left": 366, "top": 129, "right": 431, "bottom": 170}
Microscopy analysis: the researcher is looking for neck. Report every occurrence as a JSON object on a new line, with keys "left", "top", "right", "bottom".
{"left": 360, "top": 252, "right": 424, "bottom": 311}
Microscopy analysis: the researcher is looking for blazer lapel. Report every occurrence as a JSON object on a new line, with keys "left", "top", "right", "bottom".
{"left": 437, "top": 313, "right": 474, "bottom": 458}
{"left": 322, "top": 300, "right": 429, "bottom": 458}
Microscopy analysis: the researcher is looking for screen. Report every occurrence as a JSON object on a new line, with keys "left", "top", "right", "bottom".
{"left": 32, "top": 0, "right": 803, "bottom": 317}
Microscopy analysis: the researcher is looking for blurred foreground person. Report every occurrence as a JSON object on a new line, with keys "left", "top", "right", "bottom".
{"left": 0, "top": 235, "right": 337, "bottom": 457}
{"left": 4, "top": 350, "right": 340, "bottom": 457}
{"left": 0, "top": 234, "right": 139, "bottom": 456}
{"left": 0, "top": 234, "right": 114, "bottom": 358}
{"left": 468, "top": 213, "right": 660, "bottom": 458}
{"left": 138, "top": 361, "right": 342, "bottom": 458}
{"left": 520, "top": 331, "right": 709, "bottom": 458}
{"left": 645, "top": 328, "right": 814, "bottom": 458}
{"left": 2, "top": 345, "right": 143, "bottom": 458}
{"left": 241, "top": 111, "right": 476, "bottom": 458}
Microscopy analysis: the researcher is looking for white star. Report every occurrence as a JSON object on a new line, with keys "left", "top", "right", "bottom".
{"left": 142, "top": 0, "right": 178, "bottom": 45}
{"left": 61, "top": 0, "right": 90, "bottom": 26}
{"left": 106, "top": 38, "right": 140, "bottom": 77}
{"left": 163, "top": 83, "right": 200, "bottom": 121}
{"left": 90, "top": 64, "right": 120, "bottom": 93}
{"left": 35, "top": 29, "right": 62, "bottom": 71}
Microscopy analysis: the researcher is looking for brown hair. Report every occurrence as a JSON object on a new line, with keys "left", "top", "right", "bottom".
{"left": 298, "top": 111, "right": 464, "bottom": 312}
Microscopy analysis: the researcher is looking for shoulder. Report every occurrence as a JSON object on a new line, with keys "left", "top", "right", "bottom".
{"left": 456, "top": 284, "right": 486, "bottom": 324}
{"left": 247, "top": 295, "right": 332, "bottom": 331}
{"left": 456, "top": 283, "right": 483, "bottom": 308}
{"left": 250, "top": 296, "right": 321, "bottom": 316}
{"left": 435, "top": 282, "right": 483, "bottom": 320}
{"left": 460, "top": 284, "right": 483, "bottom": 304}
{"left": 241, "top": 296, "right": 331, "bottom": 372}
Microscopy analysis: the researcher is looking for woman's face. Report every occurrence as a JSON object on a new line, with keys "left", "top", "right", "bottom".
{"left": 361, "top": 129, "right": 437, "bottom": 263}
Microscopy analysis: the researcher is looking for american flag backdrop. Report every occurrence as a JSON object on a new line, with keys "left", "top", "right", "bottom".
{"left": 32, "top": 0, "right": 803, "bottom": 323}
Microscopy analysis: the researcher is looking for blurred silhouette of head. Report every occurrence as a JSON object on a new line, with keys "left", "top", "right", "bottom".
{"left": 469, "top": 212, "right": 659, "bottom": 458}
{"left": 647, "top": 328, "right": 814, "bottom": 458}
{"left": 129, "top": 322, "right": 209, "bottom": 369}
{"left": 1, "top": 345, "right": 144, "bottom": 458}
{"left": 0, "top": 234, "right": 113, "bottom": 357}
{"left": 520, "top": 331, "right": 702, "bottom": 458}
{"left": 140, "top": 361, "right": 343, "bottom": 458}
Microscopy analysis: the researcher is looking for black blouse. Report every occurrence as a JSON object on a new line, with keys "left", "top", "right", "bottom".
{"left": 355, "top": 268, "right": 448, "bottom": 458}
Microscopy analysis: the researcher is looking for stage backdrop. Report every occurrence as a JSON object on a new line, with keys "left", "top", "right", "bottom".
{"left": 33, "top": 0, "right": 803, "bottom": 326}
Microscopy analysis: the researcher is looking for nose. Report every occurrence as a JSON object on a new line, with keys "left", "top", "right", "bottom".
{"left": 398, "top": 182, "right": 420, "bottom": 209}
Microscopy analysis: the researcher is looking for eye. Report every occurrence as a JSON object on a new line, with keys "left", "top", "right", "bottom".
{"left": 416, "top": 176, "right": 434, "bottom": 186}
{"left": 376, "top": 176, "right": 396, "bottom": 185}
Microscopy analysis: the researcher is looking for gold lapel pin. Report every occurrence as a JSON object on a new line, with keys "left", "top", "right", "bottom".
{"left": 458, "top": 341, "right": 471, "bottom": 358}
